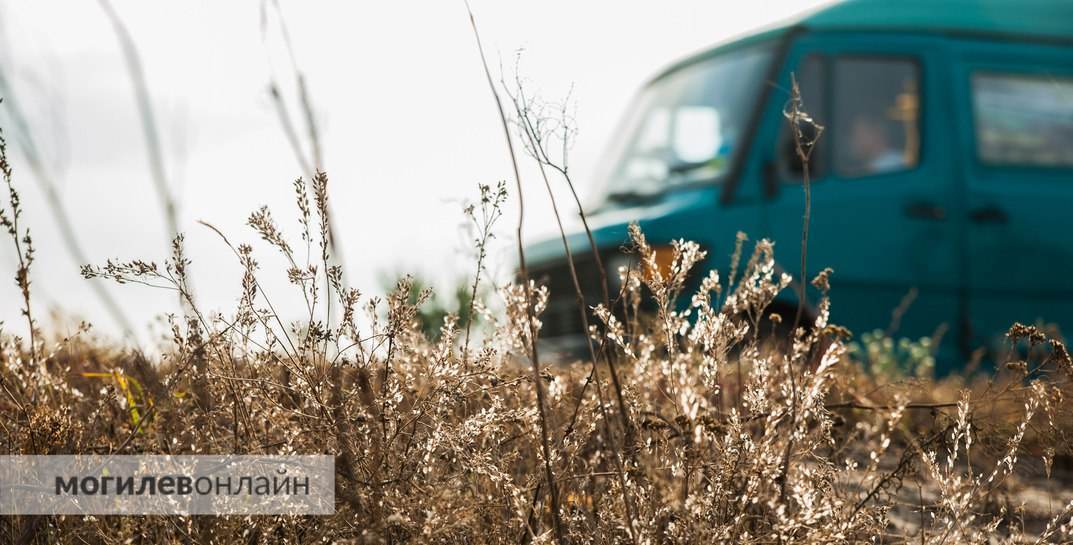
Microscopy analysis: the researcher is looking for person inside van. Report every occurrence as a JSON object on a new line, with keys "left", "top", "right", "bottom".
{"left": 847, "top": 114, "right": 907, "bottom": 175}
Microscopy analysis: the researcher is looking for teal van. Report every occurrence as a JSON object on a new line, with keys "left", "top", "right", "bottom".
{"left": 525, "top": 0, "right": 1073, "bottom": 369}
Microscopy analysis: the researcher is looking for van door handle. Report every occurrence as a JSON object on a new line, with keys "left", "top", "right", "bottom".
{"left": 968, "top": 205, "right": 1008, "bottom": 225}
{"left": 903, "top": 201, "right": 946, "bottom": 221}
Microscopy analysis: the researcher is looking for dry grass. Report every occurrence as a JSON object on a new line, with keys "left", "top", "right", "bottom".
{"left": 2, "top": 20, "right": 1073, "bottom": 540}
{"left": 2, "top": 117, "right": 1073, "bottom": 543}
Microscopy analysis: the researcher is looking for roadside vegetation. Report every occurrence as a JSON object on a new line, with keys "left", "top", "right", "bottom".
{"left": 1, "top": 7, "right": 1073, "bottom": 543}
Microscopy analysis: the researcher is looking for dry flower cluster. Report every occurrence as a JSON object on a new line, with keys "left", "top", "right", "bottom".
{"left": 2, "top": 108, "right": 1073, "bottom": 543}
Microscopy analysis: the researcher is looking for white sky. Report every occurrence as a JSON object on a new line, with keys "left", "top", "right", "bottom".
{"left": 0, "top": 0, "right": 831, "bottom": 346}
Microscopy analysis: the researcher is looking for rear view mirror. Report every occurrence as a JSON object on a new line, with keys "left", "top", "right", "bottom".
{"left": 781, "top": 122, "right": 822, "bottom": 178}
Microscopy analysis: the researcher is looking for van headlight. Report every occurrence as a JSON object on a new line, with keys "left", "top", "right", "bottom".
{"left": 605, "top": 244, "right": 676, "bottom": 293}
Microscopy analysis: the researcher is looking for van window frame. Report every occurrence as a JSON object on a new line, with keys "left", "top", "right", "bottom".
{"left": 777, "top": 53, "right": 926, "bottom": 184}
{"left": 717, "top": 29, "right": 802, "bottom": 206}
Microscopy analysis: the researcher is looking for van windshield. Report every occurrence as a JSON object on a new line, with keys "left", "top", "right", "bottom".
{"left": 594, "top": 43, "right": 775, "bottom": 207}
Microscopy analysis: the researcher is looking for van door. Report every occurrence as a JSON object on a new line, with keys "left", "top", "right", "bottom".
{"left": 758, "top": 34, "right": 962, "bottom": 368}
{"left": 951, "top": 40, "right": 1073, "bottom": 352}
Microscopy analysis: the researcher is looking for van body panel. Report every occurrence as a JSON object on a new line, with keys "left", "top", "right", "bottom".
{"left": 948, "top": 38, "right": 1073, "bottom": 350}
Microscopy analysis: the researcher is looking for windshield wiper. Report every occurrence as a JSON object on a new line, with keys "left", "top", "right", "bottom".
{"left": 598, "top": 159, "right": 726, "bottom": 211}
{"left": 667, "top": 156, "right": 726, "bottom": 176}
{"left": 666, "top": 159, "right": 710, "bottom": 174}
{"left": 599, "top": 190, "right": 663, "bottom": 210}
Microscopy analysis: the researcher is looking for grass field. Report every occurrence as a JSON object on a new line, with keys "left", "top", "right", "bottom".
{"left": 3, "top": 112, "right": 1073, "bottom": 543}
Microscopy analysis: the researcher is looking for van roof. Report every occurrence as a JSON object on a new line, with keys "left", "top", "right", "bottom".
{"left": 803, "top": 0, "right": 1073, "bottom": 42}
{"left": 652, "top": 0, "right": 1073, "bottom": 84}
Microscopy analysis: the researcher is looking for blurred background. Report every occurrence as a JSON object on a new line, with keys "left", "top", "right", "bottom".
{"left": 0, "top": 0, "right": 832, "bottom": 346}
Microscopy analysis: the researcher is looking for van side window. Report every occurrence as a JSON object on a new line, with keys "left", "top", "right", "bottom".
{"left": 832, "top": 58, "right": 920, "bottom": 178}
{"left": 778, "top": 55, "right": 826, "bottom": 181}
{"left": 972, "top": 73, "right": 1073, "bottom": 167}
